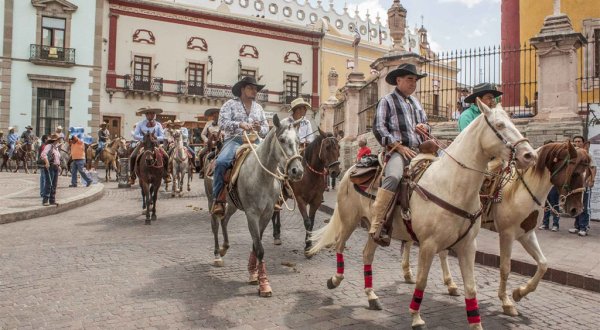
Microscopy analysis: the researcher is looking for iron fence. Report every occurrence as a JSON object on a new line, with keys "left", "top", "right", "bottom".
{"left": 30, "top": 44, "right": 76, "bottom": 64}
{"left": 579, "top": 35, "right": 600, "bottom": 138}
{"left": 358, "top": 79, "right": 379, "bottom": 134}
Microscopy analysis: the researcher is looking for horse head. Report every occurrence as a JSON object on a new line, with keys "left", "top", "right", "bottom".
{"left": 142, "top": 132, "right": 158, "bottom": 150}
{"left": 273, "top": 114, "right": 304, "bottom": 182}
{"left": 318, "top": 129, "right": 341, "bottom": 174}
{"left": 207, "top": 130, "right": 222, "bottom": 150}
{"left": 536, "top": 141, "right": 591, "bottom": 217}
{"left": 474, "top": 98, "right": 536, "bottom": 169}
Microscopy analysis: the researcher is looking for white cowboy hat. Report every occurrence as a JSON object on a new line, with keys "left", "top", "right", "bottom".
{"left": 8, "top": 126, "right": 14, "bottom": 131}
{"left": 56, "top": 125, "right": 63, "bottom": 130}
{"left": 136, "top": 106, "right": 163, "bottom": 116}
{"left": 172, "top": 119, "right": 184, "bottom": 128}
{"left": 289, "top": 98, "right": 312, "bottom": 112}
{"left": 99, "top": 121, "right": 108, "bottom": 127}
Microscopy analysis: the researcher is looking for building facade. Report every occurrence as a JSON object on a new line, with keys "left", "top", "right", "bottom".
{"left": 0, "top": 0, "right": 103, "bottom": 137}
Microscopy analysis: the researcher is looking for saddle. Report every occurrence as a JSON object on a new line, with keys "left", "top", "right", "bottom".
{"left": 135, "top": 147, "right": 165, "bottom": 169}
{"left": 208, "top": 145, "right": 253, "bottom": 209}
{"left": 478, "top": 159, "right": 506, "bottom": 232}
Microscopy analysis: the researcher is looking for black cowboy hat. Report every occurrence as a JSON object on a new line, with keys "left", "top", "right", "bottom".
{"left": 204, "top": 108, "right": 220, "bottom": 117}
{"left": 231, "top": 76, "right": 265, "bottom": 97}
{"left": 385, "top": 63, "right": 427, "bottom": 85}
{"left": 464, "top": 82, "right": 503, "bottom": 104}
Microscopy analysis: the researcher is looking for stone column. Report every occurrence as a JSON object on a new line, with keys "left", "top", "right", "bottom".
{"left": 530, "top": 7, "right": 586, "bottom": 119}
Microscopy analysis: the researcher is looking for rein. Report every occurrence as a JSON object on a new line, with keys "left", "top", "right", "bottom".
{"left": 243, "top": 130, "right": 302, "bottom": 182}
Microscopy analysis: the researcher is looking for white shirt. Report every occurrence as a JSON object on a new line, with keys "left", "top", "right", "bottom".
{"left": 282, "top": 116, "right": 314, "bottom": 144}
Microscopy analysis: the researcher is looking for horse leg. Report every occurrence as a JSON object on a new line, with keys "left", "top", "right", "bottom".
{"left": 141, "top": 182, "right": 151, "bottom": 224}
{"left": 410, "top": 243, "right": 436, "bottom": 329}
{"left": 401, "top": 240, "right": 416, "bottom": 283}
{"left": 512, "top": 232, "right": 548, "bottom": 304}
{"left": 497, "top": 233, "right": 518, "bottom": 316}
{"left": 218, "top": 205, "right": 235, "bottom": 257}
{"left": 439, "top": 250, "right": 459, "bottom": 296}
{"left": 171, "top": 168, "right": 177, "bottom": 197}
{"left": 211, "top": 214, "right": 224, "bottom": 267}
{"left": 363, "top": 236, "right": 382, "bottom": 310}
{"left": 325, "top": 212, "right": 356, "bottom": 290}
{"left": 247, "top": 249, "right": 259, "bottom": 285}
{"left": 151, "top": 183, "right": 158, "bottom": 221}
{"left": 271, "top": 211, "right": 281, "bottom": 245}
{"left": 303, "top": 202, "right": 319, "bottom": 255}
{"left": 187, "top": 165, "right": 191, "bottom": 191}
{"left": 455, "top": 240, "right": 483, "bottom": 330}
{"left": 296, "top": 200, "right": 312, "bottom": 257}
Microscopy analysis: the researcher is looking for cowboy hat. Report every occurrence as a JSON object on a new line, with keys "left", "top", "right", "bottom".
{"left": 164, "top": 120, "right": 173, "bottom": 127}
{"left": 172, "top": 119, "right": 184, "bottom": 128}
{"left": 99, "top": 121, "right": 108, "bottom": 127}
{"left": 231, "top": 76, "right": 265, "bottom": 97}
{"left": 25, "top": 125, "right": 33, "bottom": 130}
{"left": 464, "top": 82, "right": 503, "bottom": 104}
{"left": 46, "top": 133, "right": 60, "bottom": 142}
{"left": 385, "top": 63, "right": 427, "bottom": 85}
{"left": 289, "top": 98, "right": 311, "bottom": 112}
{"left": 8, "top": 126, "right": 15, "bottom": 131}
{"left": 203, "top": 108, "right": 220, "bottom": 117}
{"left": 136, "top": 106, "right": 163, "bottom": 116}
{"left": 56, "top": 125, "right": 63, "bottom": 130}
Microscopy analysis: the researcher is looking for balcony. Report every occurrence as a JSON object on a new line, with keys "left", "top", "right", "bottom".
{"left": 279, "top": 93, "right": 312, "bottom": 104}
{"left": 29, "top": 44, "right": 76, "bottom": 67}
{"left": 117, "top": 74, "right": 163, "bottom": 100}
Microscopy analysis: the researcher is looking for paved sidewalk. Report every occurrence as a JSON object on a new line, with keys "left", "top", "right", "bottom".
{"left": 0, "top": 172, "right": 104, "bottom": 224}
{"left": 319, "top": 188, "right": 600, "bottom": 292}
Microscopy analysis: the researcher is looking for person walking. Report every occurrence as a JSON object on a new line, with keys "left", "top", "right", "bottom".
{"left": 38, "top": 134, "right": 48, "bottom": 198}
{"left": 569, "top": 135, "right": 597, "bottom": 236}
{"left": 69, "top": 135, "right": 93, "bottom": 187}
{"left": 40, "top": 133, "right": 61, "bottom": 206}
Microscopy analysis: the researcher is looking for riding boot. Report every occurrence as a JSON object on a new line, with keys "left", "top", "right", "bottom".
{"left": 129, "top": 155, "right": 136, "bottom": 185}
{"left": 211, "top": 199, "right": 225, "bottom": 215}
{"left": 368, "top": 188, "right": 396, "bottom": 247}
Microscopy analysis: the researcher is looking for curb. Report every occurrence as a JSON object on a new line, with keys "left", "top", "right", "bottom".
{"left": 317, "top": 204, "right": 600, "bottom": 293}
{"left": 0, "top": 184, "right": 105, "bottom": 224}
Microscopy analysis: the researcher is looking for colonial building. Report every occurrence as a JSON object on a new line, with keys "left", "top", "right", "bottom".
{"left": 0, "top": 0, "right": 103, "bottom": 137}
{"left": 101, "top": 0, "right": 322, "bottom": 138}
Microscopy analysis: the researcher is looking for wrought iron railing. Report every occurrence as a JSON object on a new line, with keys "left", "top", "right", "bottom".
{"left": 123, "top": 75, "right": 163, "bottom": 93}
{"left": 30, "top": 44, "right": 76, "bottom": 64}
{"left": 279, "top": 93, "right": 312, "bottom": 104}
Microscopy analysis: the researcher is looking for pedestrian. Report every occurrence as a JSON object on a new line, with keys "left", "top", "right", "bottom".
{"left": 40, "top": 133, "right": 61, "bottom": 206}
{"left": 569, "top": 135, "right": 596, "bottom": 236}
{"left": 457, "top": 83, "right": 503, "bottom": 132}
{"left": 369, "top": 63, "right": 430, "bottom": 246}
{"left": 211, "top": 76, "right": 269, "bottom": 215}
{"left": 68, "top": 135, "right": 93, "bottom": 187}
{"left": 539, "top": 140, "right": 561, "bottom": 231}
{"left": 356, "top": 137, "right": 371, "bottom": 162}
{"left": 38, "top": 134, "right": 48, "bottom": 198}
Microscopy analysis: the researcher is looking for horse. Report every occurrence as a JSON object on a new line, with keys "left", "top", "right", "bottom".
{"left": 9, "top": 142, "right": 34, "bottom": 173}
{"left": 0, "top": 144, "right": 9, "bottom": 172}
{"left": 204, "top": 114, "right": 304, "bottom": 297}
{"left": 136, "top": 132, "right": 165, "bottom": 224}
{"left": 57, "top": 141, "right": 71, "bottom": 176}
{"left": 85, "top": 138, "right": 124, "bottom": 182}
{"left": 168, "top": 130, "right": 192, "bottom": 197}
{"left": 307, "top": 100, "right": 537, "bottom": 329}
{"left": 270, "top": 130, "right": 341, "bottom": 253}
{"left": 399, "top": 141, "right": 591, "bottom": 317}
{"left": 198, "top": 129, "right": 223, "bottom": 178}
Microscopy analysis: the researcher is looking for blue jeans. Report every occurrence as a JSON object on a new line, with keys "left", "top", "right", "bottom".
{"left": 212, "top": 137, "right": 244, "bottom": 201}
{"left": 542, "top": 186, "right": 560, "bottom": 227}
{"left": 40, "top": 168, "right": 47, "bottom": 198}
{"left": 8, "top": 144, "right": 15, "bottom": 158}
{"left": 574, "top": 188, "right": 591, "bottom": 231}
{"left": 71, "top": 159, "right": 92, "bottom": 186}
{"left": 43, "top": 166, "right": 59, "bottom": 203}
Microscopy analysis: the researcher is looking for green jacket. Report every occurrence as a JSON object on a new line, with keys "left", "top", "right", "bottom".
{"left": 458, "top": 104, "right": 481, "bottom": 132}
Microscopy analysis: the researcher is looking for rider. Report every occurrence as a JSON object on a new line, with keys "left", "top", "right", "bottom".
{"left": 55, "top": 126, "right": 65, "bottom": 142}
{"left": 210, "top": 76, "right": 269, "bottom": 215}
{"left": 172, "top": 119, "right": 195, "bottom": 159}
{"left": 370, "top": 63, "right": 430, "bottom": 246}
{"left": 283, "top": 97, "right": 314, "bottom": 150}
{"left": 458, "top": 82, "right": 502, "bottom": 132}
{"left": 7, "top": 127, "right": 18, "bottom": 159}
{"left": 128, "top": 107, "right": 167, "bottom": 185}
{"left": 96, "top": 122, "right": 110, "bottom": 160}
{"left": 21, "top": 125, "right": 34, "bottom": 145}
{"left": 198, "top": 108, "right": 222, "bottom": 178}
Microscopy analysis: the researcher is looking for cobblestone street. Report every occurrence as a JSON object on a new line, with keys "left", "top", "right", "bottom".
{"left": 1, "top": 180, "right": 599, "bottom": 329}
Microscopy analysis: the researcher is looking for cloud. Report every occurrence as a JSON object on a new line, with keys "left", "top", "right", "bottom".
{"left": 437, "top": 0, "right": 498, "bottom": 8}
{"left": 467, "top": 28, "right": 485, "bottom": 38}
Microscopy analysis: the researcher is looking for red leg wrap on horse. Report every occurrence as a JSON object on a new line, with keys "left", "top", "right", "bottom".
{"left": 465, "top": 297, "right": 481, "bottom": 324}
{"left": 364, "top": 264, "right": 373, "bottom": 288}
{"left": 409, "top": 289, "right": 424, "bottom": 311}
{"left": 336, "top": 253, "right": 344, "bottom": 274}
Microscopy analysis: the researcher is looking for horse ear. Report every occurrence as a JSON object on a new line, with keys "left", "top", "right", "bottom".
{"left": 319, "top": 127, "right": 326, "bottom": 137}
{"left": 567, "top": 139, "right": 577, "bottom": 159}
{"left": 273, "top": 114, "right": 280, "bottom": 128}
{"left": 476, "top": 97, "right": 492, "bottom": 116}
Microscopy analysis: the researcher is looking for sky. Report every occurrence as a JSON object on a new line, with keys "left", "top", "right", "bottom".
{"left": 332, "top": 0, "right": 502, "bottom": 52}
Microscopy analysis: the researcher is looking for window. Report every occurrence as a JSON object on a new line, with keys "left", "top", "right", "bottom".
{"left": 284, "top": 74, "right": 300, "bottom": 104}
{"left": 187, "top": 63, "right": 205, "bottom": 95}
{"left": 358, "top": 81, "right": 378, "bottom": 134}
{"left": 41, "top": 17, "right": 65, "bottom": 48}
{"left": 595, "top": 29, "right": 600, "bottom": 77}
{"left": 36, "top": 88, "right": 65, "bottom": 137}
{"left": 133, "top": 56, "right": 152, "bottom": 90}
{"left": 240, "top": 68, "right": 256, "bottom": 79}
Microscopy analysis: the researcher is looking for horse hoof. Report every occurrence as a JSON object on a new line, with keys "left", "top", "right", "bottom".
{"left": 404, "top": 276, "right": 416, "bottom": 284}
{"left": 219, "top": 247, "right": 228, "bottom": 257}
{"left": 502, "top": 305, "right": 519, "bottom": 317}
{"left": 303, "top": 250, "right": 313, "bottom": 259}
{"left": 447, "top": 287, "right": 460, "bottom": 296}
{"left": 145, "top": 220, "right": 151, "bottom": 225}
{"left": 273, "top": 238, "right": 282, "bottom": 245}
{"left": 412, "top": 324, "right": 427, "bottom": 330}
{"left": 151, "top": 215, "right": 157, "bottom": 221}
{"left": 327, "top": 278, "right": 338, "bottom": 290}
{"left": 171, "top": 193, "right": 175, "bottom": 197}
{"left": 512, "top": 288, "right": 523, "bottom": 302}
{"left": 213, "top": 259, "right": 224, "bottom": 267}
{"left": 368, "top": 298, "right": 383, "bottom": 310}
{"left": 248, "top": 275, "right": 259, "bottom": 285}
{"left": 258, "top": 289, "right": 272, "bottom": 298}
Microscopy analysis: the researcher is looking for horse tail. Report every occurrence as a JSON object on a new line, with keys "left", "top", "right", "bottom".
{"left": 307, "top": 206, "right": 342, "bottom": 256}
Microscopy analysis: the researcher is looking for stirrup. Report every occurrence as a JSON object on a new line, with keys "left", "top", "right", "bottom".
{"left": 370, "top": 227, "right": 391, "bottom": 247}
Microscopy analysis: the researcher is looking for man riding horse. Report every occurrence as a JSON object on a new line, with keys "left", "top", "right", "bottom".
{"left": 96, "top": 121, "right": 110, "bottom": 161}
{"left": 210, "top": 76, "right": 269, "bottom": 216}
{"left": 283, "top": 97, "right": 314, "bottom": 150}
{"left": 7, "top": 127, "right": 18, "bottom": 159}
{"left": 197, "top": 108, "right": 223, "bottom": 178}
{"left": 128, "top": 107, "right": 168, "bottom": 185}
{"left": 171, "top": 119, "right": 195, "bottom": 160}
{"left": 458, "top": 82, "right": 503, "bottom": 131}
{"left": 55, "top": 126, "right": 65, "bottom": 143}
{"left": 21, "top": 125, "right": 34, "bottom": 145}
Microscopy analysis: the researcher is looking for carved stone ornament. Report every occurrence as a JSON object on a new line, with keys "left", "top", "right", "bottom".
{"left": 31, "top": 0, "right": 78, "bottom": 13}
{"left": 133, "top": 29, "right": 155, "bottom": 44}
{"left": 239, "top": 44, "right": 259, "bottom": 58}
{"left": 187, "top": 37, "right": 208, "bottom": 51}
{"left": 284, "top": 52, "right": 302, "bottom": 65}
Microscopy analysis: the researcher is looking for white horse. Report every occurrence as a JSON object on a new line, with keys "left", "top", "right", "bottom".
{"left": 204, "top": 114, "right": 304, "bottom": 297}
{"left": 169, "top": 130, "right": 191, "bottom": 197}
{"left": 400, "top": 141, "right": 591, "bottom": 316}
{"left": 308, "top": 99, "right": 537, "bottom": 329}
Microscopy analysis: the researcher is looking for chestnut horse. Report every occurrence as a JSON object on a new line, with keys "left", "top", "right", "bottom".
{"left": 136, "top": 132, "right": 165, "bottom": 224}
{"left": 85, "top": 138, "right": 125, "bottom": 182}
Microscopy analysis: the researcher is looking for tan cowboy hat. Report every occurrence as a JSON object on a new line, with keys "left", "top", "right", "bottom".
{"left": 0, "top": 130, "right": 4, "bottom": 134}
{"left": 8, "top": 126, "right": 14, "bottom": 131}
{"left": 172, "top": 119, "right": 184, "bottom": 128}
{"left": 136, "top": 106, "right": 163, "bottom": 116}
{"left": 289, "top": 98, "right": 311, "bottom": 112}
{"left": 231, "top": 76, "right": 265, "bottom": 97}
{"left": 46, "top": 133, "right": 60, "bottom": 142}
{"left": 99, "top": 121, "right": 108, "bottom": 127}
{"left": 56, "top": 125, "right": 63, "bottom": 130}
{"left": 385, "top": 63, "right": 427, "bottom": 85}
{"left": 164, "top": 120, "right": 173, "bottom": 127}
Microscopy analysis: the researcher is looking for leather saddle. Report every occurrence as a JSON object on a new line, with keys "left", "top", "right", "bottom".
{"left": 207, "top": 144, "right": 253, "bottom": 208}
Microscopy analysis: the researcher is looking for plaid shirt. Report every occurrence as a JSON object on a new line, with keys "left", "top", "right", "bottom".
{"left": 219, "top": 98, "right": 269, "bottom": 140}
{"left": 373, "top": 88, "right": 428, "bottom": 149}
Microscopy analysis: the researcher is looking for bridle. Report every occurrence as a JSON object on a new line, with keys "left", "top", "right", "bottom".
{"left": 305, "top": 136, "right": 339, "bottom": 176}
{"left": 549, "top": 151, "right": 589, "bottom": 208}
{"left": 244, "top": 128, "right": 302, "bottom": 181}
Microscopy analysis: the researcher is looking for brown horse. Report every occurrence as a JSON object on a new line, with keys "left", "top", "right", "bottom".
{"left": 136, "top": 132, "right": 165, "bottom": 224}
{"left": 271, "top": 130, "right": 341, "bottom": 255}
{"left": 8, "top": 142, "right": 34, "bottom": 173}
{"left": 85, "top": 138, "right": 125, "bottom": 182}
{"left": 197, "top": 129, "right": 223, "bottom": 178}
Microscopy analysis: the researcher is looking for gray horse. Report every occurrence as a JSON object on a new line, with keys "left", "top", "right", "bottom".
{"left": 204, "top": 114, "right": 304, "bottom": 297}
